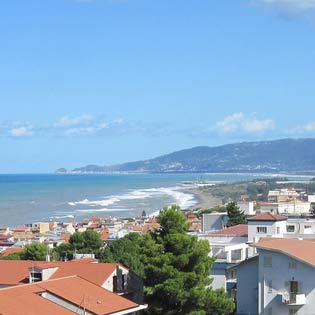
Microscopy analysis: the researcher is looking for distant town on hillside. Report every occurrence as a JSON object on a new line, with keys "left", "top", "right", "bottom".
{"left": 57, "top": 138, "right": 315, "bottom": 174}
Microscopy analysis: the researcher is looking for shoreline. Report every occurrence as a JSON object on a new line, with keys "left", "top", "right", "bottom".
{"left": 182, "top": 188, "right": 222, "bottom": 210}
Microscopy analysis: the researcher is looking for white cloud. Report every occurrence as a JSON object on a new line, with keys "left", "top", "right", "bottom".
{"left": 290, "top": 122, "right": 315, "bottom": 134}
{"left": 252, "top": 0, "right": 315, "bottom": 11}
{"left": 242, "top": 118, "right": 275, "bottom": 132}
{"left": 216, "top": 112, "right": 244, "bottom": 133}
{"left": 10, "top": 126, "right": 33, "bottom": 137}
{"left": 52, "top": 114, "right": 112, "bottom": 136}
{"left": 216, "top": 112, "right": 275, "bottom": 134}
{"left": 54, "top": 114, "right": 95, "bottom": 128}
{"left": 0, "top": 115, "right": 124, "bottom": 138}
{"left": 63, "top": 124, "right": 108, "bottom": 136}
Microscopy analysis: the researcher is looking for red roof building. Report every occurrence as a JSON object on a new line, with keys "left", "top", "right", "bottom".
{"left": 0, "top": 276, "right": 146, "bottom": 315}
{"left": 247, "top": 213, "right": 287, "bottom": 222}
{"left": 210, "top": 224, "right": 248, "bottom": 237}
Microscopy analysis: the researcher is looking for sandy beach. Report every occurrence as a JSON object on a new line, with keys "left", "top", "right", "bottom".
{"left": 183, "top": 188, "right": 222, "bottom": 210}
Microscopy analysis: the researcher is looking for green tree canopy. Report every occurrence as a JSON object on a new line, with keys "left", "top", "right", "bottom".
{"left": 100, "top": 232, "right": 147, "bottom": 277}
{"left": 54, "top": 229, "right": 103, "bottom": 260}
{"left": 69, "top": 229, "right": 103, "bottom": 252}
{"left": 103, "top": 205, "right": 235, "bottom": 315}
{"left": 22, "top": 243, "right": 48, "bottom": 261}
{"left": 158, "top": 205, "right": 188, "bottom": 236}
{"left": 226, "top": 201, "right": 247, "bottom": 227}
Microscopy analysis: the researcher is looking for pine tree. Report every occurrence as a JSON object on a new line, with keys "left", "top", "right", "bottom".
{"left": 226, "top": 202, "right": 247, "bottom": 227}
{"left": 103, "top": 205, "right": 235, "bottom": 315}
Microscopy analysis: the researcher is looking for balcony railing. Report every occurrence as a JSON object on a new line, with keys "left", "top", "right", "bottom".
{"left": 281, "top": 292, "right": 306, "bottom": 306}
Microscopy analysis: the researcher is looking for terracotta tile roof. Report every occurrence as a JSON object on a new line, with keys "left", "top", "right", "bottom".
{"left": 187, "top": 214, "right": 197, "bottom": 222}
{"left": 0, "top": 284, "right": 75, "bottom": 315}
{"left": 0, "top": 276, "right": 143, "bottom": 315}
{"left": 210, "top": 224, "right": 248, "bottom": 237}
{"left": 145, "top": 217, "right": 158, "bottom": 223}
{"left": 87, "top": 223, "right": 101, "bottom": 229}
{"left": 99, "top": 229, "right": 110, "bottom": 241}
{"left": 50, "top": 262, "right": 120, "bottom": 286}
{"left": 38, "top": 276, "right": 139, "bottom": 315}
{"left": 132, "top": 223, "right": 160, "bottom": 234}
{"left": 247, "top": 213, "right": 287, "bottom": 222}
{"left": 188, "top": 223, "right": 202, "bottom": 232}
{"left": 90, "top": 217, "right": 101, "bottom": 223}
{"left": 0, "top": 261, "right": 36, "bottom": 285}
{"left": 1, "top": 248, "right": 24, "bottom": 257}
{"left": 13, "top": 226, "right": 29, "bottom": 232}
{"left": 0, "top": 235, "right": 11, "bottom": 241}
{"left": 33, "top": 262, "right": 59, "bottom": 270}
{"left": 254, "top": 238, "right": 315, "bottom": 267}
{"left": 0, "top": 260, "right": 121, "bottom": 286}
{"left": 60, "top": 233, "right": 71, "bottom": 243}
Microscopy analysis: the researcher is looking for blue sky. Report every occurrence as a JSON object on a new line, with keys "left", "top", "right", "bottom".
{"left": 1, "top": 0, "right": 315, "bottom": 173}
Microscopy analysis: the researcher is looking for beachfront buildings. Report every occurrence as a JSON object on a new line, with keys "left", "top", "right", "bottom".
{"left": 235, "top": 238, "right": 315, "bottom": 315}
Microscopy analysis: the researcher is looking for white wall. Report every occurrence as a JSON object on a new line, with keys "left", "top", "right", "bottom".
{"left": 308, "top": 195, "right": 315, "bottom": 203}
{"left": 286, "top": 220, "right": 315, "bottom": 235}
{"left": 236, "top": 256, "right": 259, "bottom": 315}
{"left": 211, "top": 262, "right": 228, "bottom": 290}
{"left": 102, "top": 265, "right": 129, "bottom": 292}
{"left": 258, "top": 249, "right": 315, "bottom": 315}
{"left": 202, "top": 213, "right": 228, "bottom": 233}
{"left": 238, "top": 202, "right": 255, "bottom": 215}
{"left": 260, "top": 202, "right": 310, "bottom": 215}
{"left": 248, "top": 220, "right": 286, "bottom": 243}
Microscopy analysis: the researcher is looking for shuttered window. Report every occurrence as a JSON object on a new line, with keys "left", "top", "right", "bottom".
{"left": 264, "top": 256, "right": 272, "bottom": 268}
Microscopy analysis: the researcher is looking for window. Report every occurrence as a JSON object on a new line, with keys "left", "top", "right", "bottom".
{"left": 289, "top": 261, "right": 297, "bottom": 269}
{"left": 287, "top": 225, "right": 295, "bottom": 233}
{"left": 30, "top": 272, "right": 42, "bottom": 283}
{"left": 122, "top": 274, "right": 127, "bottom": 290}
{"left": 257, "top": 226, "right": 267, "bottom": 233}
{"left": 289, "top": 308, "right": 298, "bottom": 315}
{"left": 304, "top": 225, "right": 312, "bottom": 234}
{"left": 268, "top": 280, "right": 273, "bottom": 293}
{"left": 113, "top": 276, "right": 118, "bottom": 292}
{"left": 264, "top": 256, "right": 272, "bottom": 268}
{"left": 277, "top": 227, "right": 280, "bottom": 234}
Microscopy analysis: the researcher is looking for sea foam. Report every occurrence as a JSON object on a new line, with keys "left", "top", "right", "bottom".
{"left": 67, "top": 184, "right": 198, "bottom": 216}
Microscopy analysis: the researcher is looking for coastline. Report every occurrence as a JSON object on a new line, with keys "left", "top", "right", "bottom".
{"left": 182, "top": 188, "right": 222, "bottom": 210}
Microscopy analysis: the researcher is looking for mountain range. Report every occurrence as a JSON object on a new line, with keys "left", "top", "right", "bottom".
{"left": 56, "top": 138, "right": 315, "bottom": 174}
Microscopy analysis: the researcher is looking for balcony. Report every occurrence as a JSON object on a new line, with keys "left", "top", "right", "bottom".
{"left": 281, "top": 293, "right": 306, "bottom": 306}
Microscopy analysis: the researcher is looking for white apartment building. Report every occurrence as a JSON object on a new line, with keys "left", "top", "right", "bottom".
{"left": 268, "top": 189, "right": 300, "bottom": 203}
{"left": 235, "top": 238, "right": 315, "bottom": 315}
{"left": 199, "top": 224, "right": 249, "bottom": 291}
{"left": 258, "top": 200, "right": 311, "bottom": 216}
{"left": 247, "top": 213, "right": 288, "bottom": 243}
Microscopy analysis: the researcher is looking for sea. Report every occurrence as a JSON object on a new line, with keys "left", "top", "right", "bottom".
{"left": 0, "top": 173, "right": 313, "bottom": 227}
